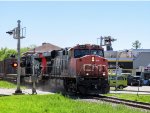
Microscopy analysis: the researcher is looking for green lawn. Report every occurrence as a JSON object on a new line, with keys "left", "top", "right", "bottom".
{"left": 0, "top": 80, "right": 25, "bottom": 89}
{"left": 0, "top": 94, "right": 148, "bottom": 113}
{"left": 105, "top": 93, "right": 150, "bottom": 103}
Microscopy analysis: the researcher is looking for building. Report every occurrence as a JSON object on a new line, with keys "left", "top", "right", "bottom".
{"left": 24, "top": 42, "right": 62, "bottom": 55}
{"left": 105, "top": 49, "right": 150, "bottom": 79}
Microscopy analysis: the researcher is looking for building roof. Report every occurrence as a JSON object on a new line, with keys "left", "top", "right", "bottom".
{"left": 24, "top": 43, "right": 62, "bottom": 55}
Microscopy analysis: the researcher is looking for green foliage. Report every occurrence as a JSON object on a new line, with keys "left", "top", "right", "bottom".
{"left": 0, "top": 94, "right": 146, "bottom": 113}
{"left": 0, "top": 48, "right": 17, "bottom": 61}
{"left": 0, "top": 81, "right": 25, "bottom": 89}
{"left": 132, "top": 40, "right": 141, "bottom": 49}
{"left": 105, "top": 93, "right": 150, "bottom": 103}
{"left": 20, "top": 47, "right": 30, "bottom": 54}
{"left": 0, "top": 45, "right": 34, "bottom": 61}
{"left": 0, "top": 81, "right": 17, "bottom": 88}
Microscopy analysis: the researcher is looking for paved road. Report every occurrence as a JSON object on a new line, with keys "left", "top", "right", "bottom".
{"left": 0, "top": 88, "right": 54, "bottom": 96}
{"left": 124, "top": 86, "right": 150, "bottom": 92}
{"left": 110, "top": 86, "right": 150, "bottom": 94}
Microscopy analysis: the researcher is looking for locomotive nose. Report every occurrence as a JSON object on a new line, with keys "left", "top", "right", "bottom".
{"left": 76, "top": 55, "right": 107, "bottom": 77}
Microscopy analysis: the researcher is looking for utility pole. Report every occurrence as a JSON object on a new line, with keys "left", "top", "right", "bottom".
{"left": 115, "top": 51, "right": 120, "bottom": 91}
{"left": 115, "top": 50, "right": 129, "bottom": 91}
{"left": 15, "top": 20, "right": 22, "bottom": 94}
{"left": 31, "top": 55, "right": 37, "bottom": 94}
{"left": 6, "top": 20, "right": 25, "bottom": 94}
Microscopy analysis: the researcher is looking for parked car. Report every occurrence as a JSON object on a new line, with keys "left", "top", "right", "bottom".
{"left": 143, "top": 79, "right": 150, "bottom": 86}
{"left": 109, "top": 75, "right": 127, "bottom": 89}
{"left": 130, "top": 76, "right": 144, "bottom": 86}
{"left": 127, "top": 74, "right": 134, "bottom": 85}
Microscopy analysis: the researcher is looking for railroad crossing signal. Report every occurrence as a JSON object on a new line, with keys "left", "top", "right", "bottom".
{"left": 6, "top": 20, "right": 26, "bottom": 94}
{"left": 12, "top": 62, "right": 18, "bottom": 68}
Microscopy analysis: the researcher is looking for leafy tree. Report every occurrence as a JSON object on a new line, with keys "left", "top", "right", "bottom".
{"left": 0, "top": 48, "right": 17, "bottom": 61}
{"left": 132, "top": 40, "right": 141, "bottom": 49}
{"left": 0, "top": 46, "right": 34, "bottom": 61}
{"left": 20, "top": 47, "right": 30, "bottom": 54}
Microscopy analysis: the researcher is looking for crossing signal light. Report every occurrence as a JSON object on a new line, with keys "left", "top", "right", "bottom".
{"left": 12, "top": 62, "right": 18, "bottom": 68}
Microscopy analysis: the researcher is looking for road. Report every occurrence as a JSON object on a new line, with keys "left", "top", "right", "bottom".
{"left": 110, "top": 86, "right": 150, "bottom": 94}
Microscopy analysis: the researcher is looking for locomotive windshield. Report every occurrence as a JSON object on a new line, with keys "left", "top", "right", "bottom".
{"left": 91, "top": 49, "right": 104, "bottom": 56}
{"left": 74, "top": 49, "right": 104, "bottom": 58}
{"left": 74, "top": 49, "right": 90, "bottom": 58}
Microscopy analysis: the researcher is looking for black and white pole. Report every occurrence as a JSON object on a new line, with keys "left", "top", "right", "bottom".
{"left": 6, "top": 20, "right": 25, "bottom": 94}
{"left": 15, "top": 20, "right": 22, "bottom": 94}
{"left": 32, "top": 55, "right": 37, "bottom": 94}
{"left": 115, "top": 51, "right": 122, "bottom": 91}
{"left": 115, "top": 51, "right": 119, "bottom": 91}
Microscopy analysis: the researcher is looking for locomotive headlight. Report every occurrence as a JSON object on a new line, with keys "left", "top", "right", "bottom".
{"left": 86, "top": 73, "right": 89, "bottom": 76}
{"left": 102, "top": 72, "right": 106, "bottom": 76}
{"left": 92, "top": 56, "right": 95, "bottom": 62}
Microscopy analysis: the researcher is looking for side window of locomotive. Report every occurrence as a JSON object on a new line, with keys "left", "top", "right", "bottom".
{"left": 74, "top": 49, "right": 90, "bottom": 58}
{"left": 91, "top": 50, "right": 104, "bottom": 57}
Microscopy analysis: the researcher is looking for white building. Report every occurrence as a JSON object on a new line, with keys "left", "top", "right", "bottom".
{"left": 105, "top": 49, "right": 150, "bottom": 79}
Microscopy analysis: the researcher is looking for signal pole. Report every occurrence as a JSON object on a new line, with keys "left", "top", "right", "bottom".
{"left": 6, "top": 20, "right": 25, "bottom": 94}
{"left": 15, "top": 20, "right": 22, "bottom": 94}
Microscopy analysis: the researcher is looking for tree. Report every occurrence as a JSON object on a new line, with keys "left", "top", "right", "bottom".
{"left": 132, "top": 40, "right": 141, "bottom": 49}
{"left": 0, "top": 48, "right": 17, "bottom": 61}
{"left": 0, "top": 46, "right": 32, "bottom": 61}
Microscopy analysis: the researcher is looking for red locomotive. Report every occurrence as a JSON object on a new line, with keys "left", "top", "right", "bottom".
{"left": 62, "top": 44, "right": 110, "bottom": 94}
{"left": 29, "top": 44, "right": 110, "bottom": 94}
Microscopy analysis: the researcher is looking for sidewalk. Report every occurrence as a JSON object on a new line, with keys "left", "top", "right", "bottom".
{"left": 124, "top": 86, "right": 150, "bottom": 92}
{"left": 110, "top": 86, "right": 150, "bottom": 94}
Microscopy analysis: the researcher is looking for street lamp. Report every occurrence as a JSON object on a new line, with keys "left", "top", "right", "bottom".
{"left": 6, "top": 20, "right": 25, "bottom": 94}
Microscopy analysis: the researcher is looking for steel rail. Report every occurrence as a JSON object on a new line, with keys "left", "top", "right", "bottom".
{"left": 93, "top": 95, "right": 150, "bottom": 110}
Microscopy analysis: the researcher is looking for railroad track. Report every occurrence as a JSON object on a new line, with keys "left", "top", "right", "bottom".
{"left": 93, "top": 95, "right": 150, "bottom": 111}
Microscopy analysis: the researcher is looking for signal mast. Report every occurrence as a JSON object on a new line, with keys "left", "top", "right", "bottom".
{"left": 97, "top": 36, "right": 117, "bottom": 51}
{"left": 6, "top": 20, "right": 26, "bottom": 94}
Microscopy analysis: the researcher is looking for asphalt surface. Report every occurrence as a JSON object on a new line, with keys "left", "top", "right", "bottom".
{"left": 110, "top": 86, "right": 150, "bottom": 94}
{"left": 0, "top": 86, "right": 150, "bottom": 96}
{"left": 0, "top": 88, "right": 54, "bottom": 96}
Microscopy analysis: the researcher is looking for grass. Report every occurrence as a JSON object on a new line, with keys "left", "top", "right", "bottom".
{"left": 0, "top": 80, "right": 25, "bottom": 89}
{"left": 0, "top": 94, "right": 148, "bottom": 113}
{"left": 105, "top": 93, "right": 150, "bottom": 103}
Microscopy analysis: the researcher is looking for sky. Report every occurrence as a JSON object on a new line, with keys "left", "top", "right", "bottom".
{"left": 0, "top": 1, "right": 150, "bottom": 50}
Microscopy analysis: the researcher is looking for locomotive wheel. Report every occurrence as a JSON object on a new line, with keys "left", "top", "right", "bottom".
{"left": 78, "top": 86, "right": 87, "bottom": 95}
{"left": 63, "top": 79, "right": 69, "bottom": 92}
{"left": 63, "top": 79, "right": 77, "bottom": 95}
{"left": 101, "top": 84, "right": 110, "bottom": 94}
